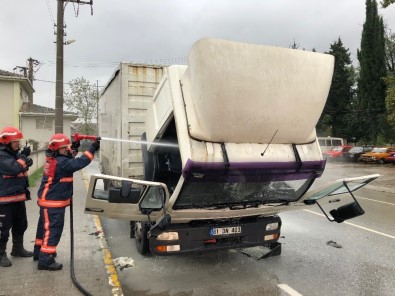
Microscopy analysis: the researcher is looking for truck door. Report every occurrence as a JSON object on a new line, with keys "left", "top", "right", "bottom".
{"left": 84, "top": 174, "right": 170, "bottom": 222}
{"left": 295, "top": 174, "right": 380, "bottom": 223}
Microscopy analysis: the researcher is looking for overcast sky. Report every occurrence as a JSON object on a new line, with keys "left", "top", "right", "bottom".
{"left": 1, "top": 0, "right": 395, "bottom": 108}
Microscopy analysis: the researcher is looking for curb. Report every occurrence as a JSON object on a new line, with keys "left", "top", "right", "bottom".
{"left": 82, "top": 170, "right": 124, "bottom": 296}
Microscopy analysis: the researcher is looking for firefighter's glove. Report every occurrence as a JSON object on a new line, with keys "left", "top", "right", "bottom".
{"left": 19, "top": 155, "right": 33, "bottom": 169}
{"left": 91, "top": 140, "right": 100, "bottom": 152}
{"left": 71, "top": 141, "right": 80, "bottom": 152}
{"left": 21, "top": 146, "right": 31, "bottom": 157}
{"left": 25, "top": 157, "right": 33, "bottom": 168}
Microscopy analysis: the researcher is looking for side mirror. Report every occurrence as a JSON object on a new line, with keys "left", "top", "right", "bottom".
{"left": 329, "top": 202, "right": 365, "bottom": 223}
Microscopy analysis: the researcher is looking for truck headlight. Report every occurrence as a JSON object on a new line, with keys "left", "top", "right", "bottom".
{"left": 157, "top": 232, "right": 179, "bottom": 241}
{"left": 266, "top": 222, "right": 279, "bottom": 231}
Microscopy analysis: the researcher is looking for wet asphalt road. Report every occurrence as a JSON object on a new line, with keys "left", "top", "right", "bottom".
{"left": 94, "top": 161, "right": 395, "bottom": 296}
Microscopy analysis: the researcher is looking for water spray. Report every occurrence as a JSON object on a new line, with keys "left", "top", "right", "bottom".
{"left": 101, "top": 137, "right": 179, "bottom": 148}
{"left": 72, "top": 133, "right": 178, "bottom": 148}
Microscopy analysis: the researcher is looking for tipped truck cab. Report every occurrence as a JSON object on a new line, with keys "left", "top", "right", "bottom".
{"left": 86, "top": 38, "right": 380, "bottom": 256}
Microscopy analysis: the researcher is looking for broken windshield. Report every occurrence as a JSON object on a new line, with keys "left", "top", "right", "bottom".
{"left": 173, "top": 178, "right": 314, "bottom": 209}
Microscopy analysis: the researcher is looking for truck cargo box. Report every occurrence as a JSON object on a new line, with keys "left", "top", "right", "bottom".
{"left": 99, "top": 63, "right": 164, "bottom": 179}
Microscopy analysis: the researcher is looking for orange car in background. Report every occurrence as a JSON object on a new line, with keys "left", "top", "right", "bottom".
{"left": 360, "top": 147, "right": 395, "bottom": 164}
{"left": 322, "top": 145, "right": 353, "bottom": 159}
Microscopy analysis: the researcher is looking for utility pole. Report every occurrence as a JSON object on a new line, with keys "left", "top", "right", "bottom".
{"left": 55, "top": 0, "right": 65, "bottom": 133}
{"left": 96, "top": 80, "right": 99, "bottom": 135}
{"left": 54, "top": 0, "right": 93, "bottom": 133}
{"left": 27, "top": 57, "right": 40, "bottom": 104}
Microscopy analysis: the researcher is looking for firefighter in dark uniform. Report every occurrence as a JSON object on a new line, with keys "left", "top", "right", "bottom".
{"left": 34, "top": 133, "right": 100, "bottom": 271}
{"left": 0, "top": 127, "right": 34, "bottom": 267}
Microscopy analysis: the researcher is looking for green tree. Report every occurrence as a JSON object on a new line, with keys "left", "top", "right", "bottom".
{"left": 381, "top": 0, "right": 395, "bottom": 8}
{"left": 384, "top": 29, "right": 395, "bottom": 74}
{"left": 382, "top": 29, "right": 395, "bottom": 142}
{"left": 385, "top": 75, "right": 395, "bottom": 123}
{"left": 357, "top": 0, "right": 387, "bottom": 144}
{"left": 64, "top": 77, "right": 98, "bottom": 134}
{"left": 317, "top": 38, "right": 354, "bottom": 140}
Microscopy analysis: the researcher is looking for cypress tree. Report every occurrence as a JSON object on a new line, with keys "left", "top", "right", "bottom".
{"left": 318, "top": 38, "right": 354, "bottom": 139}
{"left": 357, "top": 0, "right": 387, "bottom": 144}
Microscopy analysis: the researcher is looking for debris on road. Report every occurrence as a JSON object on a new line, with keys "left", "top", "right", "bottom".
{"left": 113, "top": 257, "right": 135, "bottom": 270}
{"left": 327, "top": 240, "right": 342, "bottom": 248}
{"left": 89, "top": 230, "right": 103, "bottom": 236}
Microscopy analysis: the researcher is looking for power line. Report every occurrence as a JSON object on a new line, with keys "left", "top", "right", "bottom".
{"left": 39, "top": 57, "right": 188, "bottom": 67}
{"left": 35, "top": 78, "right": 105, "bottom": 88}
{"left": 44, "top": 0, "right": 56, "bottom": 25}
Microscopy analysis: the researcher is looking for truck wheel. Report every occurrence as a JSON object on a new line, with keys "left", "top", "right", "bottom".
{"left": 378, "top": 159, "right": 384, "bottom": 164}
{"left": 135, "top": 222, "right": 150, "bottom": 255}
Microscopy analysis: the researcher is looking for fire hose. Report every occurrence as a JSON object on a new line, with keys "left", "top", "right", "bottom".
{"left": 69, "top": 133, "right": 100, "bottom": 296}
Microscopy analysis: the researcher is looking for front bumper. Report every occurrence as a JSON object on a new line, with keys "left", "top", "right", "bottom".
{"left": 149, "top": 215, "right": 282, "bottom": 255}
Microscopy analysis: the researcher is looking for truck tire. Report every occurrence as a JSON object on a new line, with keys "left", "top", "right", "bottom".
{"left": 135, "top": 222, "right": 150, "bottom": 255}
{"left": 378, "top": 158, "right": 384, "bottom": 164}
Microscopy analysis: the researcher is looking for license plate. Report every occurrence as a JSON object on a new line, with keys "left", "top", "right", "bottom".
{"left": 210, "top": 226, "right": 241, "bottom": 236}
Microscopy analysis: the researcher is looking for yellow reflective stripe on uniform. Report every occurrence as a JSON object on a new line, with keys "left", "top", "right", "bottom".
{"left": 37, "top": 198, "right": 71, "bottom": 208}
{"left": 0, "top": 193, "right": 27, "bottom": 203}
{"left": 83, "top": 151, "right": 94, "bottom": 160}
{"left": 40, "top": 245, "right": 57, "bottom": 254}
{"left": 17, "top": 159, "right": 26, "bottom": 168}
{"left": 35, "top": 239, "right": 43, "bottom": 246}
{"left": 3, "top": 172, "right": 25, "bottom": 178}
{"left": 59, "top": 177, "right": 73, "bottom": 182}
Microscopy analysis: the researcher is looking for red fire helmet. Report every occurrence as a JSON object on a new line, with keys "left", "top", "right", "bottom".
{"left": 48, "top": 134, "right": 71, "bottom": 151}
{"left": 0, "top": 127, "right": 23, "bottom": 144}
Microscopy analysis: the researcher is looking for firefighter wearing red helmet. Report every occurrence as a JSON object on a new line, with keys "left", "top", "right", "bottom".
{"left": 0, "top": 126, "right": 34, "bottom": 268}
{"left": 34, "top": 133, "right": 100, "bottom": 271}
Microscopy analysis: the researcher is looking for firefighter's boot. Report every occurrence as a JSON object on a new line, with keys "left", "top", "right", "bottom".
{"left": 0, "top": 243, "right": 12, "bottom": 267}
{"left": 10, "top": 236, "right": 33, "bottom": 257}
{"left": 38, "top": 258, "right": 63, "bottom": 271}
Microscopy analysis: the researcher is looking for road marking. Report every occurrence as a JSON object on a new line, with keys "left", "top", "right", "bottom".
{"left": 277, "top": 284, "right": 304, "bottom": 296}
{"left": 303, "top": 209, "right": 395, "bottom": 240}
{"left": 82, "top": 170, "right": 124, "bottom": 296}
{"left": 356, "top": 196, "right": 395, "bottom": 206}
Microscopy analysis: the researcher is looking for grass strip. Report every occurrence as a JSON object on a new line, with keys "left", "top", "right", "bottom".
{"left": 29, "top": 166, "right": 44, "bottom": 187}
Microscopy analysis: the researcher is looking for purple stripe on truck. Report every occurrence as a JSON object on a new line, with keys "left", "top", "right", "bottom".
{"left": 182, "top": 159, "right": 326, "bottom": 182}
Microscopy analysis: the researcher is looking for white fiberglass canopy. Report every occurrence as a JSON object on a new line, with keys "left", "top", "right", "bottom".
{"left": 180, "top": 38, "right": 334, "bottom": 144}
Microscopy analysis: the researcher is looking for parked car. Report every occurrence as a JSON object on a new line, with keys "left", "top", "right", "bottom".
{"left": 386, "top": 152, "right": 395, "bottom": 164}
{"left": 343, "top": 146, "right": 373, "bottom": 162}
{"left": 360, "top": 147, "right": 395, "bottom": 164}
{"left": 322, "top": 145, "right": 353, "bottom": 160}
